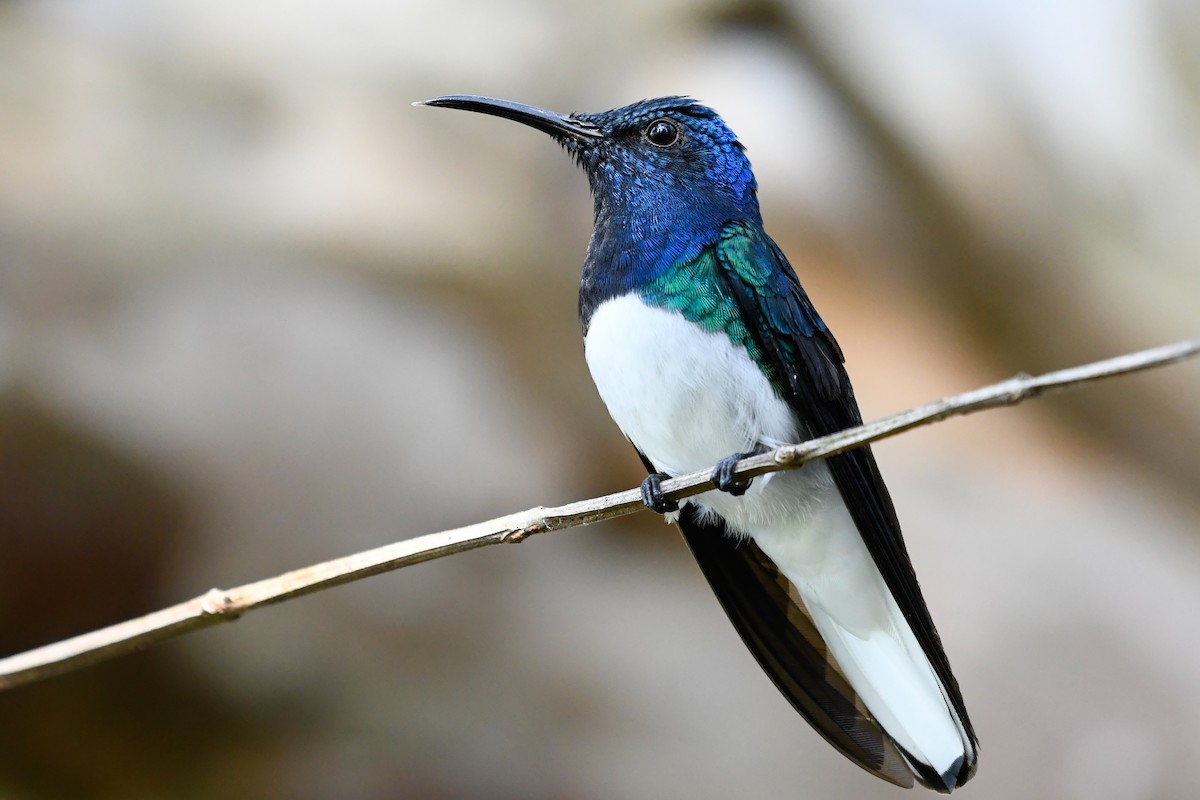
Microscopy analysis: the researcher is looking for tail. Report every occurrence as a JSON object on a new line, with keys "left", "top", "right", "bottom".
{"left": 679, "top": 499, "right": 977, "bottom": 792}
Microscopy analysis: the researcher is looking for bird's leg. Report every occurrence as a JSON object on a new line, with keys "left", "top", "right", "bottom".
{"left": 640, "top": 472, "right": 679, "bottom": 514}
{"left": 711, "top": 444, "right": 771, "bottom": 496}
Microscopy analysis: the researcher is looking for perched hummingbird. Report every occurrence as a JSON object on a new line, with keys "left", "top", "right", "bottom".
{"left": 421, "top": 95, "right": 978, "bottom": 791}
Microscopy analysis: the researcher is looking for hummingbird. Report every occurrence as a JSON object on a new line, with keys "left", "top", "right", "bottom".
{"left": 420, "top": 94, "right": 978, "bottom": 792}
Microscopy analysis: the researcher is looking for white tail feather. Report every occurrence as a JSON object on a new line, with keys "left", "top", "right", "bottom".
{"left": 746, "top": 475, "right": 973, "bottom": 780}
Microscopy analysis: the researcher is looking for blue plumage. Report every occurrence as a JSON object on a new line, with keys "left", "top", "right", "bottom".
{"left": 563, "top": 98, "right": 763, "bottom": 319}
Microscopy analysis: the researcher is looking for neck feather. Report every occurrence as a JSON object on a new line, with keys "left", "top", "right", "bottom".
{"left": 578, "top": 177, "right": 761, "bottom": 327}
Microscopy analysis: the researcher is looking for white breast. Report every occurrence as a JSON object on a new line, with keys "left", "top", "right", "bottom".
{"left": 584, "top": 293, "right": 797, "bottom": 479}
{"left": 584, "top": 292, "right": 834, "bottom": 533}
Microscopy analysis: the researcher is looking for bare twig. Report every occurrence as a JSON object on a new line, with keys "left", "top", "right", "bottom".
{"left": 1, "top": 338, "right": 1197, "bottom": 691}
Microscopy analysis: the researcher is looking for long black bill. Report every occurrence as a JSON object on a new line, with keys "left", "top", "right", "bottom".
{"left": 418, "top": 95, "right": 602, "bottom": 142}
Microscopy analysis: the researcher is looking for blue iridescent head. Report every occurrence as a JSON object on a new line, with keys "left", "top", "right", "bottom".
{"left": 420, "top": 95, "right": 762, "bottom": 227}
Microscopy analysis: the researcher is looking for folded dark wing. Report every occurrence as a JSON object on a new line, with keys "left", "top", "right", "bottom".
{"left": 677, "top": 504, "right": 915, "bottom": 787}
{"left": 712, "top": 222, "right": 977, "bottom": 785}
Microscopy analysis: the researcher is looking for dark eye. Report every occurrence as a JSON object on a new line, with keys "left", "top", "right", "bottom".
{"left": 645, "top": 119, "right": 680, "bottom": 147}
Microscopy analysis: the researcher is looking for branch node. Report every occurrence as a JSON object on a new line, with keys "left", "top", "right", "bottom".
{"left": 199, "top": 588, "right": 236, "bottom": 619}
{"left": 775, "top": 446, "right": 805, "bottom": 465}
{"left": 504, "top": 523, "right": 544, "bottom": 543}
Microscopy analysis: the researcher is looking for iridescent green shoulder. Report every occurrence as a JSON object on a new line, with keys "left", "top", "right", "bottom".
{"left": 638, "top": 246, "right": 763, "bottom": 360}
{"left": 637, "top": 222, "right": 841, "bottom": 399}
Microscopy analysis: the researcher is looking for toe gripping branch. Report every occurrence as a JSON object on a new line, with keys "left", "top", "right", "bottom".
{"left": 640, "top": 444, "right": 768, "bottom": 514}
{"left": 639, "top": 472, "right": 679, "bottom": 514}
{"left": 711, "top": 445, "right": 769, "bottom": 496}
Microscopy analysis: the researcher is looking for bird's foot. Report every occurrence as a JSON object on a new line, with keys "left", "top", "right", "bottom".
{"left": 711, "top": 445, "right": 770, "bottom": 496}
{"left": 640, "top": 472, "right": 679, "bottom": 514}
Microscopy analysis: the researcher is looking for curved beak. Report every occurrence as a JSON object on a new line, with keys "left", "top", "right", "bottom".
{"left": 417, "top": 95, "right": 602, "bottom": 142}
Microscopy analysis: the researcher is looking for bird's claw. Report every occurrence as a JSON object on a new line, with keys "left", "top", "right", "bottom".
{"left": 640, "top": 472, "right": 679, "bottom": 514}
{"left": 711, "top": 447, "right": 768, "bottom": 496}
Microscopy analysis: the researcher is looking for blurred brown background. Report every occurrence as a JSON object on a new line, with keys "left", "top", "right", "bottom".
{"left": 2, "top": 1, "right": 1199, "bottom": 798}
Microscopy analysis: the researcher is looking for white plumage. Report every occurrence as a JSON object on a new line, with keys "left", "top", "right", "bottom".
{"left": 585, "top": 294, "right": 973, "bottom": 781}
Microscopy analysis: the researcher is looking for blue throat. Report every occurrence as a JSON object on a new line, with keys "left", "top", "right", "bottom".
{"left": 578, "top": 184, "right": 762, "bottom": 326}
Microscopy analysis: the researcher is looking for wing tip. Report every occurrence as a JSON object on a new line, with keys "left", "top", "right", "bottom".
{"left": 905, "top": 748, "right": 978, "bottom": 793}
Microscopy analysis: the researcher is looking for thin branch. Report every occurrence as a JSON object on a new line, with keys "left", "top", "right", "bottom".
{"left": 1, "top": 338, "right": 1197, "bottom": 691}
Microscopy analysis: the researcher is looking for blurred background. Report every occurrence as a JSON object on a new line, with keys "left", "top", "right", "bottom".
{"left": 1, "top": 0, "right": 1198, "bottom": 798}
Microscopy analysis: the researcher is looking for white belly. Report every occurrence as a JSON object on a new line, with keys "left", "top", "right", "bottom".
{"left": 584, "top": 293, "right": 970, "bottom": 775}
{"left": 584, "top": 294, "right": 793, "bottom": 471}
{"left": 584, "top": 293, "right": 833, "bottom": 532}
